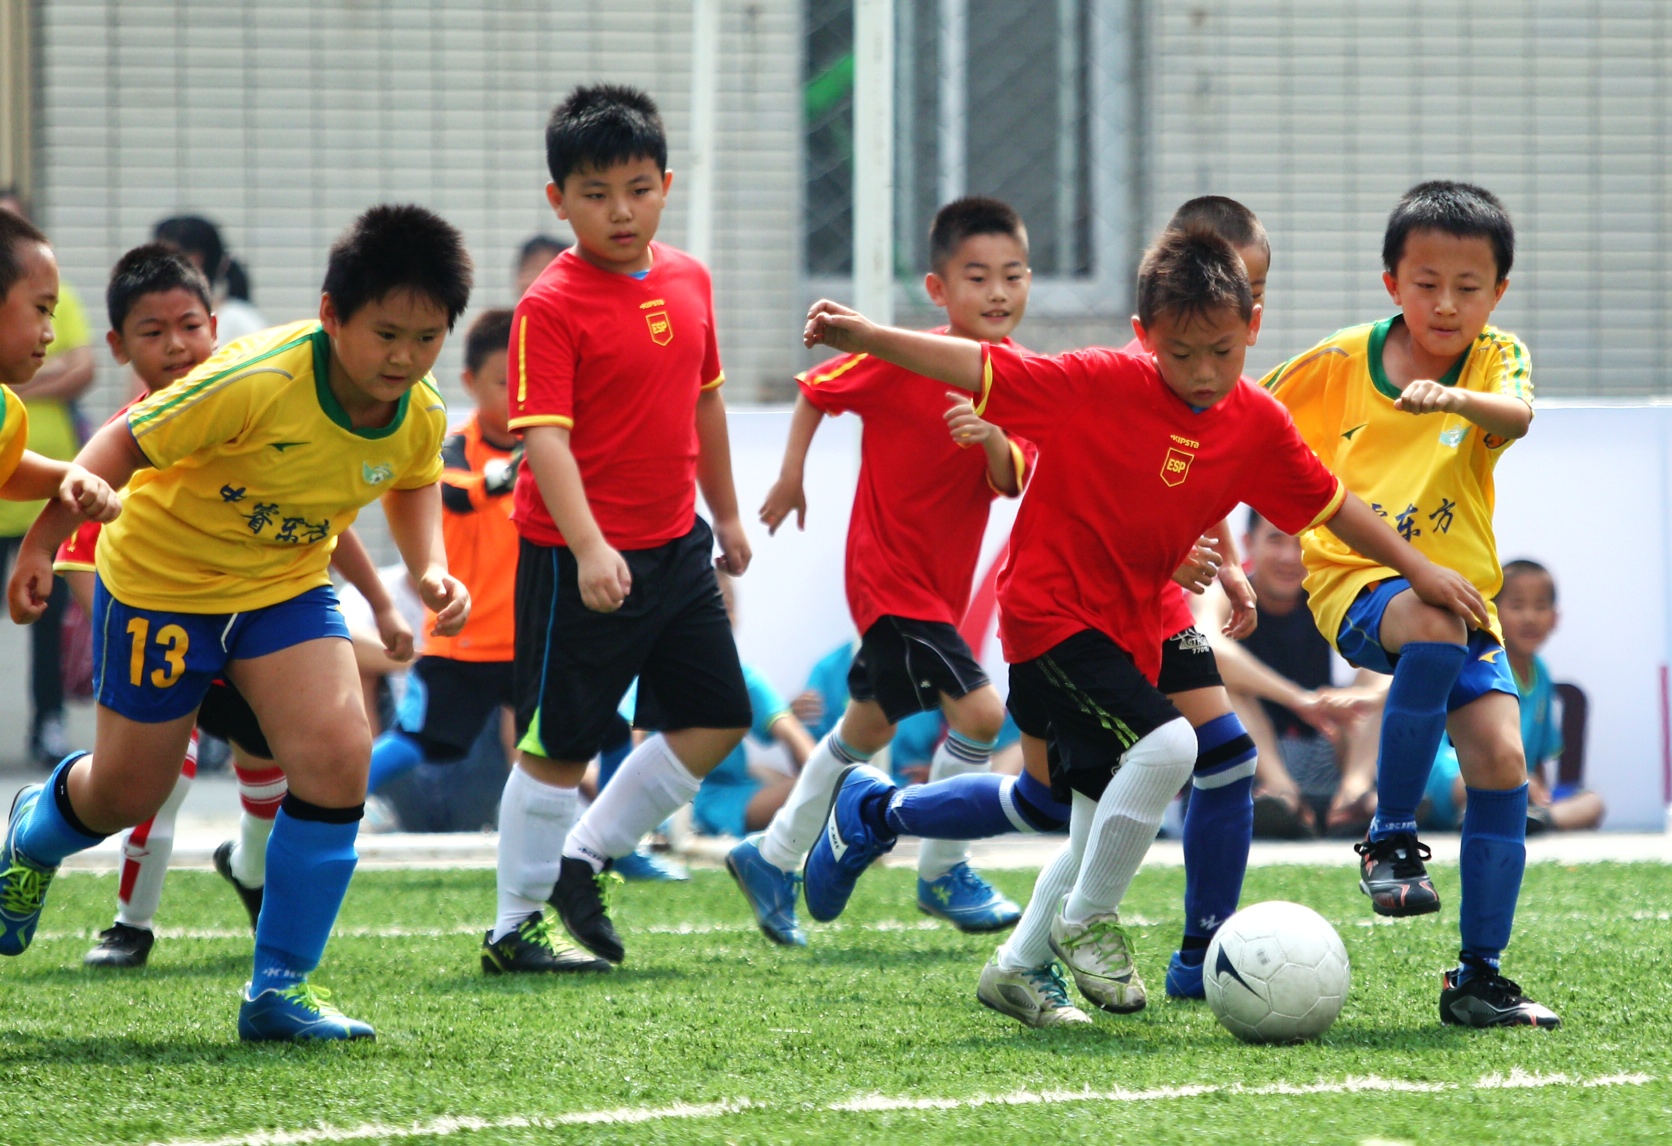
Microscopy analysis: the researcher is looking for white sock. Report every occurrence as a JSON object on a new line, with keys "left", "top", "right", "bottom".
{"left": 917, "top": 732, "right": 996, "bottom": 881}
{"left": 758, "top": 731, "right": 870, "bottom": 873}
{"left": 1062, "top": 717, "right": 1197, "bottom": 925}
{"left": 997, "top": 791, "right": 1097, "bottom": 970}
{"left": 563, "top": 735, "right": 700, "bottom": 872}
{"left": 231, "top": 810, "right": 276, "bottom": 888}
{"left": 492, "top": 764, "right": 579, "bottom": 942}
{"left": 115, "top": 766, "right": 193, "bottom": 931}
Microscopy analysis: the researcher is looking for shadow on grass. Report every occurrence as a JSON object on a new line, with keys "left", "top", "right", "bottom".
{"left": 0, "top": 1030, "right": 381, "bottom": 1065}
{"left": 2, "top": 954, "right": 251, "bottom": 983}
{"left": 421, "top": 964, "right": 686, "bottom": 995}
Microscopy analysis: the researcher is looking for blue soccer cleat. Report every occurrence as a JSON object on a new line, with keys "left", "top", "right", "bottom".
{"left": 726, "top": 833, "right": 806, "bottom": 947}
{"left": 803, "top": 764, "right": 896, "bottom": 922}
{"left": 1165, "top": 950, "right": 1206, "bottom": 1000}
{"left": 0, "top": 784, "right": 58, "bottom": 957}
{"left": 613, "top": 848, "right": 689, "bottom": 882}
{"left": 239, "top": 981, "right": 375, "bottom": 1042}
{"left": 917, "top": 863, "right": 1021, "bottom": 933}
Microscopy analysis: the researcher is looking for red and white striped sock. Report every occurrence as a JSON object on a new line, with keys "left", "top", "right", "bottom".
{"left": 230, "top": 761, "right": 286, "bottom": 888}
{"left": 115, "top": 734, "right": 199, "bottom": 931}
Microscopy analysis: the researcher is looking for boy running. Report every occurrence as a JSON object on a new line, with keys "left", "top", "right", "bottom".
{"left": 800, "top": 227, "right": 1486, "bottom": 1027}
{"left": 492, "top": 85, "right": 753, "bottom": 968}
{"left": 2, "top": 205, "right": 472, "bottom": 1042}
{"left": 727, "top": 196, "right": 1035, "bottom": 947}
{"left": 1262, "top": 181, "right": 1559, "bottom": 1027}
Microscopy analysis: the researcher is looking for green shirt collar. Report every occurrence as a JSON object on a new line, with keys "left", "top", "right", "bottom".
{"left": 1367, "top": 315, "right": 1467, "bottom": 402}
{"left": 311, "top": 326, "right": 411, "bottom": 440}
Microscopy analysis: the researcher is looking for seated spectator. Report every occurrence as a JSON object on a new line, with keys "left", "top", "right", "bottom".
{"left": 890, "top": 710, "right": 1024, "bottom": 787}
{"left": 515, "top": 234, "right": 569, "bottom": 298}
{"left": 790, "top": 638, "right": 860, "bottom": 744}
{"left": 1421, "top": 560, "right": 1605, "bottom": 833}
{"left": 1207, "top": 510, "right": 1386, "bottom": 838}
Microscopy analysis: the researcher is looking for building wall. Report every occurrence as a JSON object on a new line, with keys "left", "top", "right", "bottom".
{"left": 33, "top": 0, "right": 804, "bottom": 418}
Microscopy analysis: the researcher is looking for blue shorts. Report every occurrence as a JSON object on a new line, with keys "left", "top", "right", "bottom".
{"left": 692, "top": 780, "right": 759, "bottom": 838}
{"left": 92, "top": 575, "right": 349, "bottom": 723}
{"left": 1336, "top": 578, "right": 1517, "bottom": 712}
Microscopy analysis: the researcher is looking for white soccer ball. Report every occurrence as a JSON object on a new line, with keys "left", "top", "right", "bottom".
{"left": 1204, "top": 900, "right": 1351, "bottom": 1043}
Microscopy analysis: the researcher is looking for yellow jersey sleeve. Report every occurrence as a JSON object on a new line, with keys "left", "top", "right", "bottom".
{"left": 0, "top": 385, "right": 29, "bottom": 488}
{"left": 1475, "top": 328, "right": 1533, "bottom": 407}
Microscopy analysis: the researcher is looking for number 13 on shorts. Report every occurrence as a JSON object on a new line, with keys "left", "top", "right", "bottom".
{"left": 126, "top": 617, "right": 190, "bottom": 689}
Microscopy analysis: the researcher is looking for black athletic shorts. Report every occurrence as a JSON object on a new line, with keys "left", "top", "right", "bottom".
{"left": 197, "top": 678, "right": 272, "bottom": 760}
{"left": 1155, "top": 626, "right": 1223, "bottom": 695}
{"left": 513, "top": 518, "right": 752, "bottom": 763}
{"left": 847, "top": 615, "right": 989, "bottom": 725}
{"left": 1006, "top": 629, "right": 1182, "bottom": 802}
{"left": 396, "top": 656, "right": 514, "bottom": 763}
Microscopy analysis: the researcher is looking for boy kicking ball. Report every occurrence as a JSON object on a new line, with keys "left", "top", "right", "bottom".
{"left": 2, "top": 204, "right": 472, "bottom": 1042}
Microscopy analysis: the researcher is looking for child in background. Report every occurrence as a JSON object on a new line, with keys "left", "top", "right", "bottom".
{"left": 515, "top": 235, "right": 569, "bottom": 299}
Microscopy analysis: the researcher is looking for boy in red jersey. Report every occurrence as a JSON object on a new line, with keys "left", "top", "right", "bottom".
{"left": 495, "top": 85, "right": 753, "bottom": 966}
{"left": 726, "top": 197, "right": 1037, "bottom": 947}
{"left": 800, "top": 228, "right": 1486, "bottom": 1024}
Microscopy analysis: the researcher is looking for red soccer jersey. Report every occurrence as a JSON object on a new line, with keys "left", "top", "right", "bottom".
{"left": 977, "top": 342, "right": 1344, "bottom": 681}
{"left": 800, "top": 336, "right": 1036, "bottom": 635}
{"left": 507, "top": 243, "right": 724, "bottom": 549}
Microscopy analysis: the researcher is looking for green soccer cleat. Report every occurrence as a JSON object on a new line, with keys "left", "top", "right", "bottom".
{"left": 0, "top": 784, "right": 58, "bottom": 957}
{"left": 1048, "top": 910, "right": 1147, "bottom": 1014}
{"left": 482, "top": 912, "right": 612, "bottom": 974}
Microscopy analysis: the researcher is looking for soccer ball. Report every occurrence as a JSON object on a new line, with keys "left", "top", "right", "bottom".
{"left": 1204, "top": 900, "right": 1350, "bottom": 1043}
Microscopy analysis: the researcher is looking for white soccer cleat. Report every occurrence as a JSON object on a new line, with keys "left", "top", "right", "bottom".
{"left": 976, "top": 956, "right": 1094, "bottom": 1028}
{"left": 1048, "top": 910, "right": 1147, "bottom": 1014}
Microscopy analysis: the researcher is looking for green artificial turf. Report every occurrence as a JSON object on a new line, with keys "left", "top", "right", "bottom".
{"left": 1, "top": 861, "right": 1669, "bottom": 1145}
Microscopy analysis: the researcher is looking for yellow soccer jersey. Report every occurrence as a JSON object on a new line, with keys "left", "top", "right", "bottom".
{"left": 0, "top": 384, "right": 28, "bottom": 490}
{"left": 97, "top": 320, "right": 447, "bottom": 612}
{"left": 1261, "top": 315, "right": 1531, "bottom": 649}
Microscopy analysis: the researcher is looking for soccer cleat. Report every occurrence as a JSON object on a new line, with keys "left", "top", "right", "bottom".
{"left": 0, "top": 784, "right": 58, "bottom": 957}
{"left": 612, "top": 848, "right": 689, "bottom": 882}
{"left": 238, "top": 981, "right": 375, "bottom": 1041}
{"left": 1355, "top": 832, "right": 1440, "bottom": 917}
{"left": 1164, "top": 950, "right": 1206, "bottom": 1000}
{"left": 548, "top": 856, "right": 625, "bottom": 964}
{"left": 976, "top": 956, "right": 1093, "bottom": 1028}
{"left": 917, "top": 863, "right": 1021, "bottom": 933}
{"left": 84, "top": 922, "right": 155, "bottom": 968}
{"left": 802, "top": 764, "right": 897, "bottom": 922}
{"left": 726, "top": 833, "right": 806, "bottom": 947}
{"left": 213, "top": 840, "right": 264, "bottom": 932}
{"left": 481, "top": 912, "right": 612, "bottom": 974}
{"left": 1048, "top": 910, "right": 1147, "bottom": 1014}
{"left": 1440, "top": 961, "right": 1561, "bottom": 1029}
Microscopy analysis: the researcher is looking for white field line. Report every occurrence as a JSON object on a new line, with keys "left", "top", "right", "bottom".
{"left": 139, "top": 1072, "right": 1654, "bottom": 1146}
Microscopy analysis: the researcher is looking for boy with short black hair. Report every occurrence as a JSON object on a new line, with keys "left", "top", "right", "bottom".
{"left": 800, "top": 225, "right": 1486, "bottom": 1027}
{"left": 1262, "top": 180, "right": 1558, "bottom": 1027}
{"left": 2, "top": 204, "right": 473, "bottom": 1042}
{"left": 494, "top": 84, "right": 753, "bottom": 968}
{"left": 726, "top": 195, "right": 1037, "bottom": 947}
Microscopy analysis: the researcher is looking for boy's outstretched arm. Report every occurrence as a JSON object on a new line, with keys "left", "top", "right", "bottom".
{"left": 523, "top": 424, "right": 631, "bottom": 613}
{"left": 383, "top": 484, "right": 470, "bottom": 639}
{"left": 1322, "top": 493, "right": 1491, "bottom": 629}
{"left": 805, "top": 300, "right": 984, "bottom": 393}
{"left": 329, "top": 527, "right": 414, "bottom": 663}
{"left": 760, "top": 393, "right": 823, "bottom": 534}
{"left": 696, "top": 386, "right": 751, "bottom": 575}
{"left": 1394, "top": 383, "right": 1531, "bottom": 440}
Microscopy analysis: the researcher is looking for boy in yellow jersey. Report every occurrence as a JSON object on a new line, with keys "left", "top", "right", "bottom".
{"left": 1262, "top": 181, "right": 1558, "bottom": 1028}
{"left": 0, "top": 205, "right": 473, "bottom": 1043}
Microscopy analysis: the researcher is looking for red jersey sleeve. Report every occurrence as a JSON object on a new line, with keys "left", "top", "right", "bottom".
{"left": 700, "top": 274, "right": 724, "bottom": 392}
{"left": 975, "top": 342, "right": 1126, "bottom": 443}
{"left": 986, "top": 433, "right": 1038, "bottom": 498}
{"left": 796, "top": 352, "right": 888, "bottom": 417}
{"left": 55, "top": 519, "right": 102, "bottom": 572}
{"left": 1243, "top": 390, "right": 1347, "bottom": 535}
{"left": 506, "top": 299, "right": 576, "bottom": 433}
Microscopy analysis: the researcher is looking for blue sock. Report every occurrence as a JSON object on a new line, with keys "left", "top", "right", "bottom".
{"left": 14, "top": 753, "right": 105, "bottom": 867}
{"left": 1181, "top": 713, "right": 1257, "bottom": 953}
{"left": 1457, "top": 783, "right": 1527, "bottom": 979}
{"left": 366, "top": 730, "right": 425, "bottom": 794}
{"left": 1010, "top": 770, "right": 1071, "bottom": 831}
{"left": 879, "top": 769, "right": 1060, "bottom": 842}
{"left": 1370, "top": 641, "right": 1467, "bottom": 840}
{"left": 251, "top": 798, "right": 361, "bottom": 995}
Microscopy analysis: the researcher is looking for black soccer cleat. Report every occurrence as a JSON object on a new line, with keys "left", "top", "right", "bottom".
{"left": 481, "top": 912, "right": 612, "bottom": 975}
{"left": 1440, "top": 959, "right": 1561, "bottom": 1029}
{"left": 84, "top": 922, "right": 155, "bottom": 968}
{"left": 1354, "top": 832, "right": 1440, "bottom": 917}
{"left": 547, "top": 856, "right": 625, "bottom": 964}
{"left": 213, "top": 840, "right": 265, "bottom": 932}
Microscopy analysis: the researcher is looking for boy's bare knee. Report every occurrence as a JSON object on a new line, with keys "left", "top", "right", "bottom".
{"left": 949, "top": 691, "right": 1006, "bottom": 743}
{"left": 1408, "top": 603, "right": 1468, "bottom": 646}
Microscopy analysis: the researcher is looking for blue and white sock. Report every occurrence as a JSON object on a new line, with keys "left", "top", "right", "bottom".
{"left": 14, "top": 753, "right": 105, "bottom": 866}
{"left": 918, "top": 732, "right": 1000, "bottom": 881}
{"left": 366, "top": 730, "right": 424, "bottom": 794}
{"left": 880, "top": 769, "right": 1069, "bottom": 842}
{"left": 1179, "top": 712, "right": 1257, "bottom": 959}
{"left": 251, "top": 796, "right": 361, "bottom": 996}
{"left": 1370, "top": 641, "right": 1467, "bottom": 840}
{"left": 1457, "top": 782, "right": 1527, "bottom": 981}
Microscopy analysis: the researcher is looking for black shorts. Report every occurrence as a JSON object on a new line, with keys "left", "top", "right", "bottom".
{"left": 1155, "top": 626, "right": 1223, "bottom": 695}
{"left": 197, "top": 678, "right": 272, "bottom": 760}
{"left": 396, "top": 656, "right": 514, "bottom": 763}
{"left": 847, "top": 616, "right": 990, "bottom": 725}
{"left": 513, "top": 518, "right": 752, "bottom": 763}
{"left": 1006, "top": 629, "right": 1182, "bottom": 802}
